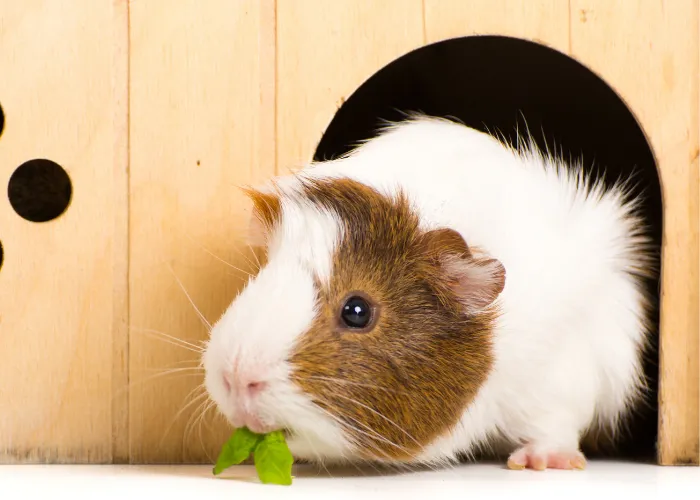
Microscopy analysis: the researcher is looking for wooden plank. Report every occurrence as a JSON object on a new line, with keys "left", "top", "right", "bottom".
{"left": 276, "top": 0, "right": 424, "bottom": 170}
{"left": 424, "top": 0, "right": 569, "bottom": 53}
{"left": 128, "top": 0, "right": 276, "bottom": 463}
{"left": 0, "top": 0, "right": 119, "bottom": 463}
{"left": 112, "top": 0, "right": 131, "bottom": 464}
{"left": 571, "top": 0, "right": 700, "bottom": 465}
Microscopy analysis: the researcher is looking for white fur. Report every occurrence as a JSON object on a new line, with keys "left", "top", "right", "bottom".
{"left": 203, "top": 195, "right": 353, "bottom": 459}
{"left": 204, "top": 115, "right": 654, "bottom": 465}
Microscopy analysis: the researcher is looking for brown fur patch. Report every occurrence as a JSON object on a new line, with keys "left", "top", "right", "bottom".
{"left": 243, "top": 187, "right": 281, "bottom": 246}
{"left": 288, "top": 178, "right": 501, "bottom": 462}
{"left": 244, "top": 187, "right": 281, "bottom": 230}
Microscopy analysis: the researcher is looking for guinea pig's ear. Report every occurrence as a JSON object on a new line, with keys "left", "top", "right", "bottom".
{"left": 241, "top": 186, "right": 281, "bottom": 247}
{"left": 420, "top": 228, "right": 506, "bottom": 314}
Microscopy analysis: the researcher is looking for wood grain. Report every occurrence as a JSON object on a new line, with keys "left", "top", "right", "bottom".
{"left": 112, "top": 0, "right": 130, "bottom": 464}
{"left": 570, "top": 0, "right": 700, "bottom": 465}
{"left": 128, "top": 0, "right": 276, "bottom": 463}
{"left": 0, "top": 0, "right": 119, "bottom": 463}
{"left": 424, "top": 0, "right": 569, "bottom": 52}
{"left": 276, "top": 0, "right": 424, "bottom": 170}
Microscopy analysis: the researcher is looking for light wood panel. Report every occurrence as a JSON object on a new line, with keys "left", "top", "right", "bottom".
{"left": 0, "top": 0, "right": 696, "bottom": 467}
{"left": 112, "top": 0, "right": 130, "bottom": 464}
{"left": 570, "top": 0, "right": 700, "bottom": 465}
{"left": 128, "top": 0, "right": 276, "bottom": 463}
{"left": 0, "top": 0, "right": 121, "bottom": 463}
{"left": 276, "top": 0, "right": 424, "bottom": 170}
{"left": 424, "top": 0, "right": 569, "bottom": 52}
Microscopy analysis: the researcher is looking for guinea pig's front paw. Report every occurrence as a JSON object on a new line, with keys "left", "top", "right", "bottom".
{"left": 506, "top": 444, "right": 587, "bottom": 471}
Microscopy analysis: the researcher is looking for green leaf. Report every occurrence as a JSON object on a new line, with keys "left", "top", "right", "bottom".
{"left": 212, "top": 427, "right": 263, "bottom": 475}
{"left": 253, "top": 435, "right": 294, "bottom": 486}
{"left": 262, "top": 430, "right": 286, "bottom": 444}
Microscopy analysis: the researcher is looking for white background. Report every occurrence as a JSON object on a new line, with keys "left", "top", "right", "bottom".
{"left": 1, "top": 461, "right": 699, "bottom": 500}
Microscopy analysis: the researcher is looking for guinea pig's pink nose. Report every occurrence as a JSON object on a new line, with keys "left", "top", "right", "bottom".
{"left": 223, "top": 370, "right": 268, "bottom": 398}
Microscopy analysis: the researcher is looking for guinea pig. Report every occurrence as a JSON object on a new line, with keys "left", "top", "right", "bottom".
{"left": 202, "top": 115, "right": 656, "bottom": 471}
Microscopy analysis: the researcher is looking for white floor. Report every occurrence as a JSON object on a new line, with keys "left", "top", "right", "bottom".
{"left": 1, "top": 461, "right": 699, "bottom": 499}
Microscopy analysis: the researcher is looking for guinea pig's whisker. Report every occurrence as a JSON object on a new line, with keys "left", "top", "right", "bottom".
{"left": 246, "top": 244, "right": 261, "bottom": 268}
{"left": 291, "top": 376, "right": 422, "bottom": 458}
{"left": 183, "top": 398, "right": 205, "bottom": 443}
{"left": 198, "top": 402, "right": 217, "bottom": 463}
{"left": 166, "top": 264, "right": 213, "bottom": 331}
{"left": 300, "top": 400, "right": 361, "bottom": 448}
{"left": 296, "top": 429, "right": 332, "bottom": 477}
{"left": 157, "top": 386, "right": 208, "bottom": 453}
{"left": 180, "top": 230, "right": 256, "bottom": 278}
{"left": 185, "top": 397, "right": 213, "bottom": 444}
{"left": 306, "top": 404, "right": 389, "bottom": 464}
{"left": 311, "top": 398, "right": 413, "bottom": 459}
{"left": 359, "top": 460, "right": 383, "bottom": 476}
{"left": 184, "top": 397, "right": 215, "bottom": 462}
{"left": 215, "top": 249, "right": 256, "bottom": 278}
{"left": 304, "top": 402, "right": 399, "bottom": 472}
{"left": 333, "top": 393, "right": 423, "bottom": 450}
{"left": 293, "top": 375, "right": 407, "bottom": 396}
{"left": 229, "top": 243, "right": 260, "bottom": 272}
{"left": 201, "top": 399, "right": 217, "bottom": 432}
{"left": 130, "top": 326, "right": 205, "bottom": 353}
{"left": 118, "top": 367, "right": 203, "bottom": 397}
{"left": 339, "top": 412, "right": 412, "bottom": 456}
{"left": 142, "top": 366, "right": 204, "bottom": 374}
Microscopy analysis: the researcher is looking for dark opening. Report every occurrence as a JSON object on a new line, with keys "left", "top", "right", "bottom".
{"left": 8, "top": 159, "right": 73, "bottom": 222}
{"left": 0, "top": 239, "right": 3, "bottom": 271}
{"left": 314, "top": 36, "right": 661, "bottom": 461}
{"left": 0, "top": 101, "right": 4, "bottom": 138}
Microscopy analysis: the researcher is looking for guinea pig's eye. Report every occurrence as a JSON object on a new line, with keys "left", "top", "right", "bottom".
{"left": 340, "top": 295, "right": 374, "bottom": 330}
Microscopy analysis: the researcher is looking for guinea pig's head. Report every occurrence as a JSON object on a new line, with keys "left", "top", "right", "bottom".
{"left": 203, "top": 175, "right": 505, "bottom": 465}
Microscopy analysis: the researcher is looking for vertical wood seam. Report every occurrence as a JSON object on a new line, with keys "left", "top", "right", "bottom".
{"left": 274, "top": 0, "right": 278, "bottom": 176}
{"left": 262, "top": 0, "right": 277, "bottom": 176}
{"left": 697, "top": 0, "right": 700, "bottom": 464}
{"left": 112, "top": 0, "right": 130, "bottom": 464}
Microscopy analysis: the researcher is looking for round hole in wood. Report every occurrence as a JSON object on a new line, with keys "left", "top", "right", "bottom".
{"left": 8, "top": 159, "right": 73, "bottom": 222}
{"left": 0, "top": 239, "right": 3, "bottom": 271}
{"left": 0, "top": 101, "right": 5, "bottom": 139}
{"left": 314, "top": 35, "right": 661, "bottom": 461}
